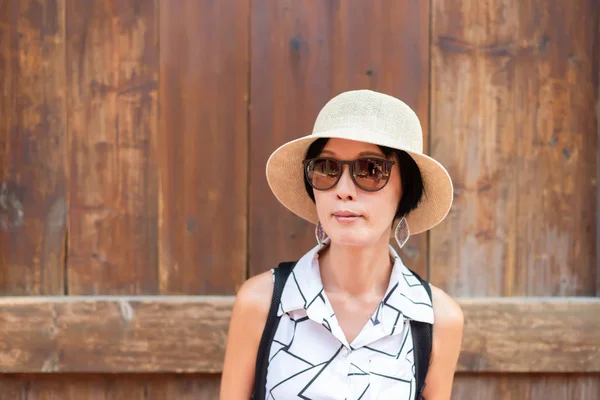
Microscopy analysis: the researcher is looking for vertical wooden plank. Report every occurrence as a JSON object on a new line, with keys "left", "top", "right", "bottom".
{"left": 250, "top": 0, "right": 431, "bottom": 277}
{"left": 66, "top": 0, "right": 159, "bottom": 294}
{"left": 514, "top": 0, "right": 599, "bottom": 296}
{"left": 430, "top": 0, "right": 519, "bottom": 296}
{"left": 0, "top": 0, "right": 67, "bottom": 295}
{"left": 158, "top": 0, "right": 249, "bottom": 294}
{"left": 430, "top": 0, "right": 598, "bottom": 296}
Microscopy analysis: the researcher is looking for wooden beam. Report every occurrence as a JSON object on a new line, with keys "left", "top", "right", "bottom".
{"left": 0, "top": 296, "right": 231, "bottom": 373}
{"left": 458, "top": 297, "right": 600, "bottom": 373}
{"left": 0, "top": 297, "right": 597, "bottom": 373}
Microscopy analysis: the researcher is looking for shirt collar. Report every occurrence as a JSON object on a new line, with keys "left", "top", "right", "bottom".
{"left": 277, "top": 238, "right": 434, "bottom": 334}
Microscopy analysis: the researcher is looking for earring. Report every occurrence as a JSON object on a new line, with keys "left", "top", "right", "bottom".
{"left": 395, "top": 217, "right": 410, "bottom": 248}
{"left": 315, "top": 221, "right": 327, "bottom": 246}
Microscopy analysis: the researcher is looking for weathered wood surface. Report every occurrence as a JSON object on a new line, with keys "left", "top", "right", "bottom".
{"left": 0, "top": 0, "right": 67, "bottom": 295}
{"left": 0, "top": 372, "right": 598, "bottom": 400}
{"left": 512, "top": 0, "right": 598, "bottom": 297}
{"left": 158, "top": 0, "right": 249, "bottom": 295}
{"left": 0, "top": 373, "right": 221, "bottom": 400}
{"left": 250, "top": 0, "right": 431, "bottom": 279}
{"left": 453, "top": 373, "right": 600, "bottom": 399}
{"left": 0, "top": 296, "right": 231, "bottom": 373}
{"left": 0, "top": 297, "right": 597, "bottom": 373}
{"left": 458, "top": 298, "right": 600, "bottom": 373}
{"left": 430, "top": 0, "right": 599, "bottom": 297}
{"left": 66, "top": 0, "right": 159, "bottom": 294}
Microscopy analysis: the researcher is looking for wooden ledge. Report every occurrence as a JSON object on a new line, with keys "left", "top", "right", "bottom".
{"left": 0, "top": 296, "right": 597, "bottom": 373}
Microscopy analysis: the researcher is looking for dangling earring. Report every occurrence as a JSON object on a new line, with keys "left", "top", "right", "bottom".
{"left": 395, "top": 217, "right": 410, "bottom": 248}
{"left": 315, "top": 221, "right": 327, "bottom": 246}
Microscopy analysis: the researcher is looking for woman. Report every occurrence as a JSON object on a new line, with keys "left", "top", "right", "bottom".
{"left": 221, "top": 90, "right": 464, "bottom": 399}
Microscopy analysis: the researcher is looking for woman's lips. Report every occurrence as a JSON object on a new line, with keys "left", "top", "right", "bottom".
{"left": 332, "top": 211, "right": 362, "bottom": 223}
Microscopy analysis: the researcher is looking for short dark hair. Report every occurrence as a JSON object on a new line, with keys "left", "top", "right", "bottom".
{"left": 303, "top": 138, "right": 424, "bottom": 222}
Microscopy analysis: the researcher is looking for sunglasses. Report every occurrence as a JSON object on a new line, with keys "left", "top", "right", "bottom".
{"left": 303, "top": 157, "right": 396, "bottom": 192}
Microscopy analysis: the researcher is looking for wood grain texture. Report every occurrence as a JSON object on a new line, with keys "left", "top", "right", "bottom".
{"left": 459, "top": 298, "right": 600, "bottom": 373}
{"left": 158, "top": 0, "right": 248, "bottom": 295}
{"left": 430, "top": 0, "right": 599, "bottom": 296}
{"left": 0, "top": 296, "right": 231, "bottom": 373}
{"left": 0, "top": 0, "right": 66, "bottom": 295}
{"left": 65, "top": 0, "right": 159, "bottom": 294}
{"left": 0, "top": 373, "right": 220, "bottom": 399}
{"left": 453, "top": 373, "right": 600, "bottom": 400}
{"left": 429, "top": 0, "right": 520, "bottom": 296}
{"left": 0, "top": 297, "right": 597, "bottom": 373}
{"left": 514, "top": 0, "right": 599, "bottom": 296}
{"left": 250, "top": 0, "right": 431, "bottom": 277}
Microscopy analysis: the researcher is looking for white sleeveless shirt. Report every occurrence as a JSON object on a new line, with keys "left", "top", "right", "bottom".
{"left": 264, "top": 239, "right": 434, "bottom": 399}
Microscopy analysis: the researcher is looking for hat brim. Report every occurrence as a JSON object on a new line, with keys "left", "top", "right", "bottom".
{"left": 265, "top": 128, "right": 454, "bottom": 235}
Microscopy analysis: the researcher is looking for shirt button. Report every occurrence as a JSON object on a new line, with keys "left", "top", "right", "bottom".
{"left": 342, "top": 347, "right": 349, "bottom": 356}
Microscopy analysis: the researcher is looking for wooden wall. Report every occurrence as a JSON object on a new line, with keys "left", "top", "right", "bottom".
{"left": 0, "top": 0, "right": 598, "bottom": 399}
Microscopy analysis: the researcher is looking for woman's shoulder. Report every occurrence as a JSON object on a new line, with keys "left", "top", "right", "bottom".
{"left": 429, "top": 284, "right": 464, "bottom": 329}
{"left": 221, "top": 271, "right": 276, "bottom": 397}
{"left": 232, "top": 270, "right": 274, "bottom": 325}
{"left": 420, "top": 287, "right": 464, "bottom": 398}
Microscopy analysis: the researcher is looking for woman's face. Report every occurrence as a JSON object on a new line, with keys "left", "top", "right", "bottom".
{"left": 313, "top": 138, "right": 402, "bottom": 247}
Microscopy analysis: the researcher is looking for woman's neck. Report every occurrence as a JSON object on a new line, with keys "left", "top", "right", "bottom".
{"left": 318, "top": 234, "right": 393, "bottom": 298}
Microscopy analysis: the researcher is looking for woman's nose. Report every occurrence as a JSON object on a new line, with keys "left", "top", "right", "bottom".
{"left": 335, "top": 165, "right": 356, "bottom": 200}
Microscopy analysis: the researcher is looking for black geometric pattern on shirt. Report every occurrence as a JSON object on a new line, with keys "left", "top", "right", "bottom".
{"left": 269, "top": 314, "right": 299, "bottom": 363}
{"left": 402, "top": 271, "right": 423, "bottom": 288}
{"left": 292, "top": 271, "right": 308, "bottom": 307}
{"left": 370, "top": 371, "right": 412, "bottom": 383}
{"left": 400, "top": 292, "right": 433, "bottom": 308}
{"left": 268, "top": 361, "right": 328, "bottom": 398}
{"left": 267, "top": 344, "right": 344, "bottom": 399}
{"left": 297, "top": 345, "right": 344, "bottom": 400}
{"left": 364, "top": 323, "right": 410, "bottom": 358}
{"left": 285, "top": 316, "right": 309, "bottom": 352}
{"left": 383, "top": 301, "right": 402, "bottom": 314}
{"left": 269, "top": 317, "right": 316, "bottom": 367}
{"left": 306, "top": 288, "right": 325, "bottom": 309}
{"left": 371, "top": 373, "right": 413, "bottom": 400}
{"left": 381, "top": 283, "right": 407, "bottom": 329}
{"left": 406, "top": 347, "right": 416, "bottom": 375}
{"left": 390, "top": 311, "right": 403, "bottom": 335}
{"left": 270, "top": 344, "right": 315, "bottom": 368}
{"left": 397, "top": 325, "right": 411, "bottom": 359}
{"left": 383, "top": 282, "right": 400, "bottom": 305}
{"left": 357, "top": 383, "right": 370, "bottom": 400}
{"left": 348, "top": 363, "right": 368, "bottom": 376}
{"left": 269, "top": 340, "right": 286, "bottom": 363}
{"left": 370, "top": 301, "right": 384, "bottom": 325}
{"left": 321, "top": 318, "right": 332, "bottom": 333}
{"left": 268, "top": 252, "right": 420, "bottom": 399}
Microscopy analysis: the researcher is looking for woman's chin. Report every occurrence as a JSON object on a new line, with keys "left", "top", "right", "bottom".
{"left": 326, "top": 231, "right": 374, "bottom": 247}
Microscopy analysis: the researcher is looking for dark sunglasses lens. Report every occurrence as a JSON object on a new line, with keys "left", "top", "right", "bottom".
{"left": 353, "top": 159, "right": 391, "bottom": 191}
{"left": 308, "top": 159, "right": 340, "bottom": 190}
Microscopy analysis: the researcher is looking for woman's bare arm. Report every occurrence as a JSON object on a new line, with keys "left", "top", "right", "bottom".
{"left": 421, "top": 285, "right": 464, "bottom": 400}
{"left": 220, "top": 271, "right": 273, "bottom": 400}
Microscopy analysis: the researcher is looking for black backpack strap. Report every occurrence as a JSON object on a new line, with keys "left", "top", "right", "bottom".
{"left": 252, "top": 261, "right": 296, "bottom": 400}
{"left": 408, "top": 269, "right": 433, "bottom": 400}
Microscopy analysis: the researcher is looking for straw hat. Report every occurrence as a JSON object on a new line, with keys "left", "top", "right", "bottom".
{"left": 265, "top": 89, "right": 453, "bottom": 235}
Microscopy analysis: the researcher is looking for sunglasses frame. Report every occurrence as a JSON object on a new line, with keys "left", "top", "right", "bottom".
{"left": 302, "top": 157, "right": 397, "bottom": 192}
